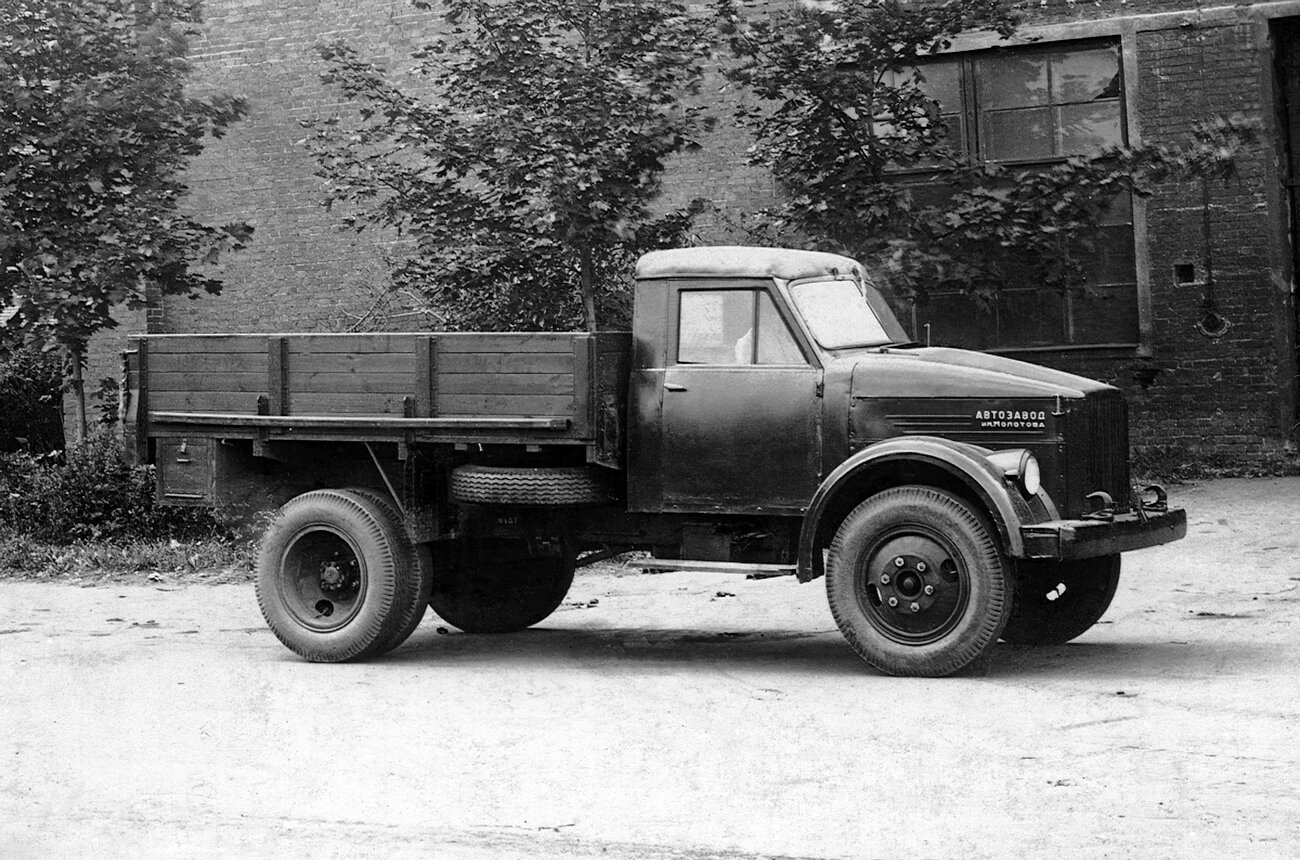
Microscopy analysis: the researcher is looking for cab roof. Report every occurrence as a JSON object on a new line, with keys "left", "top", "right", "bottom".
{"left": 635, "top": 246, "right": 865, "bottom": 282}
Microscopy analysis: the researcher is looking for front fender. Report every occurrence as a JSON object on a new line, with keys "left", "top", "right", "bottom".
{"left": 796, "top": 436, "right": 1035, "bottom": 582}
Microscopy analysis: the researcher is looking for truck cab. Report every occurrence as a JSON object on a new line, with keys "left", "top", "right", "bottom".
{"left": 131, "top": 245, "right": 1186, "bottom": 677}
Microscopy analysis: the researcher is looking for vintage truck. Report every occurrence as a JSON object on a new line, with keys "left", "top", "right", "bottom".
{"left": 124, "top": 246, "right": 1186, "bottom": 677}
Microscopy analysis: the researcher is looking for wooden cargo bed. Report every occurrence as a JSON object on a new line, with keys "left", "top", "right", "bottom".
{"left": 126, "top": 331, "right": 630, "bottom": 456}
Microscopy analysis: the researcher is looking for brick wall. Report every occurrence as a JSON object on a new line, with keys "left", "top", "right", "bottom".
{"left": 74, "top": 0, "right": 1299, "bottom": 462}
{"left": 1032, "top": 21, "right": 1294, "bottom": 460}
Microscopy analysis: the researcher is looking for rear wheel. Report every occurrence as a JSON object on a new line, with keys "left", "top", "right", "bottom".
{"left": 343, "top": 488, "right": 431, "bottom": 654}
{"left": 1002, "top": 555, "right": 1121, "bottom": 645}
{"left": 826, "top": 485, "right": 1011, "bottom": 677}
{"left": 256, "top": 489, "right": 416, "bottom": 662}
{"left": 429, "top": 538, "right": 575, "bottom": 634}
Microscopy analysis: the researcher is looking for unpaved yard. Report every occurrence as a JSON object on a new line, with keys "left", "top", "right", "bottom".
{"left": 1, "top": 478, "right": 1297, "bottom": 858}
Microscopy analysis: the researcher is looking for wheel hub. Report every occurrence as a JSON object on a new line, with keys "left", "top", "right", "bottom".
{"left": 319, "top": 557, "right": 356, "bottom": 592}
{"left": 860, "top": 536, "right": 968, "bottom": 642}
{"left": 874, "top": 552, "right": 941, "bottom": 612}
{"left": 279, "top": 529, "right": 366, "bottom": 633}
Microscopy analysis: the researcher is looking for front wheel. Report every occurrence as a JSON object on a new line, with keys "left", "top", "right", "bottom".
{"left": 1001, "top": 555, "right": 1121, "bottom": 646}
{"left": 826, "top": 486, "right": 1011, "bottom": 677}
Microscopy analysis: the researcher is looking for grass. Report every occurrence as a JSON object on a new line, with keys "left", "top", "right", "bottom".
{"left": 0, "top": 530, "right": 257, "bottom": 586}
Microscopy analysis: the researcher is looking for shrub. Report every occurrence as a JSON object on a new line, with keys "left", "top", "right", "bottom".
{"left": 0, "top": 431, "right": 227, "bottom": 543}
{"left": 0, "top": 344, "right": 63, "bottom": 454}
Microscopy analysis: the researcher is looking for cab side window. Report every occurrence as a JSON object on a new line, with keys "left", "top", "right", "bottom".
{"left": 677, "top": 289, "right": 804, "bottom": 365}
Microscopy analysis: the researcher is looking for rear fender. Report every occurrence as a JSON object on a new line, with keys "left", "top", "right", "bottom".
{"left": 796, "top": 436, "right": 1030, "bottom": 582}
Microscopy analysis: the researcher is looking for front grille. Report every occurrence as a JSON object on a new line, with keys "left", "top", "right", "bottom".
{"left": 1067, "top": 391, "right": 1130, "bottom": 516}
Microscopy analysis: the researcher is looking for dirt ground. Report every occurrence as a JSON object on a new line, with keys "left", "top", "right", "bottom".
{"left": 1, "top": 477, "right": 1297, "bottom": 859}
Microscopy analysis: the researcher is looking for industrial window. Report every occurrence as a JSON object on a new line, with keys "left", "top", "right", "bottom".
{"left": 676, "top": 290, "right": 804, "bottom": 366}
{"left": 889, "top": 39, "right": 1137, "bottom": 350}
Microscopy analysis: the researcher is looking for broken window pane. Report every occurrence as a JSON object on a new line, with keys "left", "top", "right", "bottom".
{"left": 1053, "top": 46, "right": 1122, "bottom": 102}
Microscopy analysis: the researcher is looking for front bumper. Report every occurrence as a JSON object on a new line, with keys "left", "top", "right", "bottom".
{"left": 1019, "top": 507, "right": 1187, "bottom": 560}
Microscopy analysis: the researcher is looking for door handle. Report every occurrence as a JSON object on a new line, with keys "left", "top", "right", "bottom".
{"left": 663, "top": 382, "right": 687, "bottom": 392}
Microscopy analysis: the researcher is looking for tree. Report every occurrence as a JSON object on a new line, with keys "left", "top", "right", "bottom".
{"left": 716, "top": 0, "right": 1252, "bottom": 336}
{"left": 306, "top": 0, "right": 711, "bottom": 333}
{"left": 0, "top": 0, "right": 251, "bottom": 440}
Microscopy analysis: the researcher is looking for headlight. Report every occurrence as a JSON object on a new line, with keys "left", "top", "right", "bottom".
{"left": 987, "top": 449, "right": 1040, "bottom": 496}
{"left": 1020, "top": 452, "right": 1040, "bottom": 496}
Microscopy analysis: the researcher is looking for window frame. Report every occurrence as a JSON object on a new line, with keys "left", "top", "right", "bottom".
{"left": 974, "top": 41, "right": 1127, "bottom": 165}
{"left": 882, "top": 36, "right": 1147, "bottom": 354}
{"left": 670, "top": 283, "right": 817, "bottom": 368}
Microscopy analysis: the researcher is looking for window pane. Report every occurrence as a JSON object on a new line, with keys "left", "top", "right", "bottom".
{"left": 978, "top": 53, "right": 1048, "bottom": 109}
{"left": 1071, "top": 285, "right": 1139, "bottom": 344}
{"left": 756, "top": 292, "right": 805, "bottom": 364}
{"left": 916, "top": 293, "right": 997, "bottom": 350}
{"left": 1057, "top": 102, "right": 1122, "bottom": 153}
{"left": 937, "top": 113, "right": 964, "bottom": 154}
{"left": 998, "top": 289, "right": 1066, "bottom": 347}
{"left": 1052, "top": 46, "right": 1121, "bottom": 102}
{"left": 1080, "top": 224, "right": 1136, "bottom": 285}
{"left": 914, "top": 60, "right": 962, "bottom": 109}
{"left": 900, "top": 179, "right": 959, "bottom": 210}
{"left": 790, "top": 280, "right": 894, "bottom": 348}
{"left": 1097, "top": 191, "right": 1133, "bottom": 226}
{"left": 678, "top": 290, "right": 753, "bottom": 365}
{"left": 983, "top": 108, "right": 1053, "bottom": 161}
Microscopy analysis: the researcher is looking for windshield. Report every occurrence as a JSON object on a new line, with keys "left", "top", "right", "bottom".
{"left": 789, "top": 279, "right": 904, "bottom": 349}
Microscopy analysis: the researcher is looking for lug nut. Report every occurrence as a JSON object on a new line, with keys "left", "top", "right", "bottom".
{"left": 916, "top": 561, "right": 927, "bottom": 573}
{"left": 894, "top": 557, "right": 905, "bottom": 568}
{"left": 924, "top": 585, "right": 934, "bottom": 596}
{"left": 888, "top": 597, "right": 899, "bottom": 607}
{"left": 880, "top": 573, "right": 891, "bottom": 585}
{"left": 910, "top": 602, "right": 920, "bottom": 613}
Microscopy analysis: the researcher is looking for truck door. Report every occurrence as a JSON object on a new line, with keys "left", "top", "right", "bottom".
{"left": 659, "top": 286, "right": 822, "bottom": 513}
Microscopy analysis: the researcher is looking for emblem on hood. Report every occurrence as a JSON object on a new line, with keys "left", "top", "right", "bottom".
{"left": 973, "top": 409, "right": 1048, "bottom": 431}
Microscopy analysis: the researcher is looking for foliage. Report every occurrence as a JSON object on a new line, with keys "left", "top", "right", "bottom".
{"left": 715, "top": 0, "right": 1254, "bottom": 306}
{"left": 0, "top": 339, "right": 63, "bottom": 453}
{"left": 306, "top": 0, "right": 711, "bottom": 332}
{"left": 0, "top": 431, "right": 228, "bottom": 543}
{"left": 0, "top": 0, "right": 252, "bottom": 355}
{"left": 0, "top": 531, "right": 255, "bottom": 583}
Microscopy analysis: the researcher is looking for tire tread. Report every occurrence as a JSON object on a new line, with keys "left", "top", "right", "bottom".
{"left": 825, "top": 485, "right": 1010, "bottom": 677}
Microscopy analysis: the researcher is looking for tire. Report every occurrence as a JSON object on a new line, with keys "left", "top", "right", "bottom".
{"left": 342, "top": 487, "right": 432, "bottom": 654}
{"left": 256, "top": 490, "right": 413, "bottom": 662}
{"left": 429, "top": 539, "right": 575, "bottom": 634}
{"left": 449, "top": 465, "right": 612, "bottom": 506}
{"left": 826, "top": 485, "right": 1011, "bottom": 677}
{"left": 1001, "top": 555, "right": 1121, "bottom": 646}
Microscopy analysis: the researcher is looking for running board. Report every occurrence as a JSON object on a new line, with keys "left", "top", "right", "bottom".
{"left": 626, "top": 560, "right": 797, "bottom": 578}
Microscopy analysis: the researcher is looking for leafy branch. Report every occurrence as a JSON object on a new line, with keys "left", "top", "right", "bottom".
{"left": 307, "top": 0, "right": 713, "bottom": 332}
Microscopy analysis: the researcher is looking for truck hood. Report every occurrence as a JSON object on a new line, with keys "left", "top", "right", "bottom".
{"left": 844, "top": 346, "right": 1116, "bottom": 400}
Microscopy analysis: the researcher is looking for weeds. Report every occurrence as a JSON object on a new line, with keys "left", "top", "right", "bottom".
{"left": 0, "top": 531, "right": 256, "bottom": 584}
{"left": 0, "top": 431, "right": 227, "bottom": 543}
{"left": 0, "top": 430, "right": 256, "bottom": 583}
